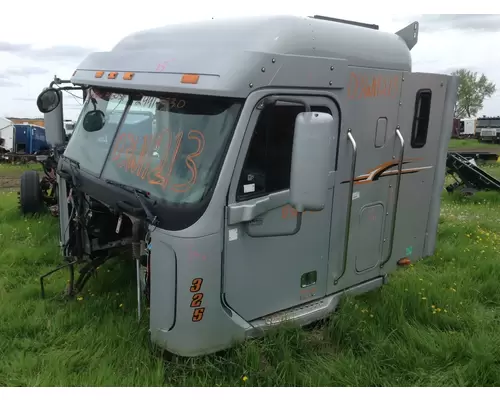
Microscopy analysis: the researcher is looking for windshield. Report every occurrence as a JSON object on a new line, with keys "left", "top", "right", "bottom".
{"left": 64, "top": 88, "right": 242, "bottom": 204}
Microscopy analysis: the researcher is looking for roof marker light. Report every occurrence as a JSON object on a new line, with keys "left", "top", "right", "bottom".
{"left": 181, "top": 74, "right": 200, "bottom": 84}
{"left": 123, "top": 72, "right": 135, "bottom": 80}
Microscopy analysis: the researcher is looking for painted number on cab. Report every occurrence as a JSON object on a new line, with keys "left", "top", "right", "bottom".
{"left": 189, "top": 278, "right": 205, "bottom": 322}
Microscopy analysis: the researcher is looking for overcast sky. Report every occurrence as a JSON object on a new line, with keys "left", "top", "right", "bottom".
{"left": 0, "top": 1, "right": 498, "bottom": 121}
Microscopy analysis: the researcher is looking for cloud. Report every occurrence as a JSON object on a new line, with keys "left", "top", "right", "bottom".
{"left": 0, "top": 78, "right": 20, "bottom": 87}
{"left": 0, "top": 42, "right": 31, "bottom": 52}
{"left": 0, "top": 73, "right": 21, "bottom": 87}
{"left": 4, "top": 66, "right": 50, "bottom": 76}
{"left": 29, "top": 45, "right": 96, "bottom": 61}
{"left": 0, "top": 41, "right": 96, "bottom": 62}
{"left": 416, "top": 14, "right": 500, "bottom": 33}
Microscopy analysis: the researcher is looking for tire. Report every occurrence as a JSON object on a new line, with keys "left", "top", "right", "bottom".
{"left": 460, "top": 187, "right": 477, "bottom": 197}
{"left": 19, "top": 170, "right": 44, "bottom": 215}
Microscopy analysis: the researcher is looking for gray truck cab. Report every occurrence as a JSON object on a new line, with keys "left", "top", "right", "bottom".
{"left": 36, "top": 15, "right": 458, "bottom": 357}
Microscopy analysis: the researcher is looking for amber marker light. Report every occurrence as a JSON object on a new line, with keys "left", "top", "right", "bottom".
{"left": 181, "top": 74, "right": 200, "bottom": 84}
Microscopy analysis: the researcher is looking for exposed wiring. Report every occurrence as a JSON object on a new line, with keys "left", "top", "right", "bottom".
{"left": 54, "top": 84, "right": 83, "bottom": 105}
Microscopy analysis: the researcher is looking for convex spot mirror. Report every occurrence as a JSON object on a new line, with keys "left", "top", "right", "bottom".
{"left": 290, "top": 111, "right": 335, "bottom": 213}
{"left": 83, "top": 110, "right": 106, "bottom": 132}
{"left": 36, "top": 88, "right": 61, "bottom": 113}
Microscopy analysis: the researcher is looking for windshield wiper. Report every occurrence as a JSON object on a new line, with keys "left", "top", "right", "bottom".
{"left": 105, "top": 179, "right": 159, "bottom": 226}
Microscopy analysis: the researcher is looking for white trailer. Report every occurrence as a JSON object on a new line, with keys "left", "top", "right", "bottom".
{"left": 459, "top": 117, "right": 476, "bottom": 137}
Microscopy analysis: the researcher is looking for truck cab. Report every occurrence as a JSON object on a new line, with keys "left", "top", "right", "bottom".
{"left": 36, "top": 14, "right": 458, "bottom": 357}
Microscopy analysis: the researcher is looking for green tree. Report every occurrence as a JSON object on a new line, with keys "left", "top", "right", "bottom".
{"left": 452, "top": 69, "right": 496, "bottom": 118}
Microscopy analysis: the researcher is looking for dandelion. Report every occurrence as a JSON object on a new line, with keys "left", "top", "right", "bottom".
{"left": 242, "top": 376, "right": 248, "bottom": 382}
{"left": 431, "top": 305, "right": 436, "bottom": 309}
{"left": 119, "top": 303, "right": 123, "bottom": 308}
{"left": 77, "top": 296, "right": 83, "bottom": 301}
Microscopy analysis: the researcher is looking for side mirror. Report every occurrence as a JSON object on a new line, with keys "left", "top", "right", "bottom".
{"left": 290, "top": 112, "right": 335, "bottom": 212}
{"left": 36, "top": 88, "right": 61, "bottom": 113}
{"left": 83, "top": 110, "right": 106, "bottom": 132}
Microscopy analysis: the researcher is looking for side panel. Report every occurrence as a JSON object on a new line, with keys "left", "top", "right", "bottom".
{"left": 386, "top": 72, "right": 448, "bottom": 270}
{"left": 149, "top": 230, "right": 250, "bottom": 357}
{"left": 424, "top": 75, "right": 458, "bottom": 256}
{"left": 327, "top": 68, "right": 403, "bottom": 294}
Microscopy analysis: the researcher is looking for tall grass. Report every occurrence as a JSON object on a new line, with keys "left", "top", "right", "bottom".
{"left": 1, "top": 165, "right": 500, "bottom": 386}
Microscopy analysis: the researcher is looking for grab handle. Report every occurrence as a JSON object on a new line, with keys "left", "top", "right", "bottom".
{"left": 382, "top": 127, "right": 405, "bottom": 265}
{"left": 334, "top": 129, "right": 357, "bottom": 284}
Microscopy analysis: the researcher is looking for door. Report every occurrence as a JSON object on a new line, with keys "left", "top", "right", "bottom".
{"left": 223, "top": 95, "right": 340, "bottom": 322}
{"left": 390, "top": 72, "right": 448, "bottom": 265}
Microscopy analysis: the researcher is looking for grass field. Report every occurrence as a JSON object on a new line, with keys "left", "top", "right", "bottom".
{"left": 448, "top": 138, "right": 500, "bottom": 153}
{"left": 1, "top": 162, "right": 500, "bottom": 386}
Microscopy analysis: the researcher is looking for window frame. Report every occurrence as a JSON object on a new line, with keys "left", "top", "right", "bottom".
{"left": 234, "top": 100, "right": 334, "bottom": 203}
{"left": 410, "top": 88, "right": 432, "bottom": 149}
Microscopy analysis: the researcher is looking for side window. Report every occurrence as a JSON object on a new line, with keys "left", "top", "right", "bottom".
{"left": 411, "top": 89, "right": 432, "bottom": 148}
{"left": 236, "top": 103, "right": 332, "bottom": 201}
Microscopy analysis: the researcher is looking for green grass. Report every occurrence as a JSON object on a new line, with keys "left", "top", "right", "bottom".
{"left": 0, "top": 162, "right": 42, "bottom": 176}
{"left": 1, "top": 166, "right": 500, "bottom": 386}
{"left": 448, "top": 138, "right": 500, "bottom": 152}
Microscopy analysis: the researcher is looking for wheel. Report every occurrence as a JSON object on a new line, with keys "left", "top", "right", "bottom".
{"left": 18, "top": 170, "right": 45, "bottom": 215}
{"left": 460, "top": 187, "right": 477, "bottom": 197}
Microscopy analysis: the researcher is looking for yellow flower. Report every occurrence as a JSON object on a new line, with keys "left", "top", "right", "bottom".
{"left": 119, "top": 303, "right": 123, "bottom": 308}
{"left": 242, "top": 376, "right": 248, "bottom": 382}
{"left": 77, "top": 297, "right": 83, "bottom": 301}
{"left": 431, "top": 305, "right": 436, "bottom": 309}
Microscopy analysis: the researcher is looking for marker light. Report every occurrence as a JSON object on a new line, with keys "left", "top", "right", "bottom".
{"left": 181, "top": 74, "right": 200, "bottom": 84}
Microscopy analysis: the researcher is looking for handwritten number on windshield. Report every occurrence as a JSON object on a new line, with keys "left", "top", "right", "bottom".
{"left": 172, "top": 130, "right": 205, "bottom": 193}
{"left": 110, "top": 129, "right": 205, "bottom": 193}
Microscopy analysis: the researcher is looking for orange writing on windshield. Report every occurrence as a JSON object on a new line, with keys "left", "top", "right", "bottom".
{"left": 110, "top": 129, "right": 206, "bottom": 193}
